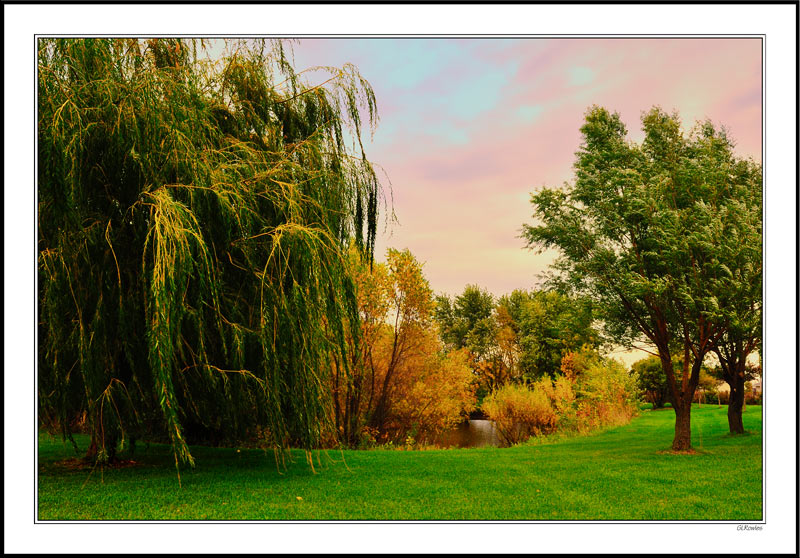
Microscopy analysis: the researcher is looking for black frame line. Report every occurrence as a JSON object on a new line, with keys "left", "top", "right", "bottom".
{"left": 8, "top": 0, "right": 800, "bottom": 5}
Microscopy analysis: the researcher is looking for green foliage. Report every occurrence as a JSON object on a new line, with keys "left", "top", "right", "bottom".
{"left": 633, "top": 354, "right": 721, "bottom": 408}
{"left": 695, "top": 370, "right": 721, "bottom": 400}
{"left": 37, "top": 38, "right": 385, "bottom": 466}
{"left": 631, "top": 356, "right": 672, "bottom": 409}
{"left": 435, "top": 285, "right": 504, "bottom": 396}
{"left": 434, "top": 286, "right": 599, "bottom": 397}
{"left": 506, "top": 289, "right": 598, "bottom": 380}
{"left": 435, "top": 285, "right": 494, "bottom": 351}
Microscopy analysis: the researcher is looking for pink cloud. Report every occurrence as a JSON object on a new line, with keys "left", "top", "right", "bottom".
{"left": 291, "top": 38, "right": 762, "bottom": 296}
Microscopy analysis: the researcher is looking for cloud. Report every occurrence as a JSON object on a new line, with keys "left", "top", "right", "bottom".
{"left": 292, "top": 38, "right": 762, "bottom": 296}
{"left": 441, "top": 61, "right": 519, "bottom": 120}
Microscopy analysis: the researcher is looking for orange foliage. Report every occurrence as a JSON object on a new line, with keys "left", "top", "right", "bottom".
{"left": 331, "top": 247, "right": 475, "bottom": 447}
{"left": 483, "top": 349, "right": 638, "bottom": 446}
{"left": 374, "top": 334, "right": 476, "bottom": 443}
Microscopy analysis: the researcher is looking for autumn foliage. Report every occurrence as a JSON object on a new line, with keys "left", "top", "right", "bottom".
{"left": 482, "top": 382, "right": 559, "bottom": 445}
{"left": 573, "top": 353, "right": 639, "bottom": 433}
{"left": 330, "top": 248, "right": 476, "bottom": 447}
{"left": 374, "top": 339, "right": 475, "bottom": 444}
{"left": 483, "top": 348, "right": 638, "bottom": 446}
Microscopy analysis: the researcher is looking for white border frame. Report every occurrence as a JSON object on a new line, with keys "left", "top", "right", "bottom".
{"left": 5, "top": 3, "right": 797, "bottom": 554}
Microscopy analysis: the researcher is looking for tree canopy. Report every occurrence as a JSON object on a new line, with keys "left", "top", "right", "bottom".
{"left": 434, "top": 285, "right": 599, "bottom": 400}
{"left": 435, "top": 285, "right": 494, "bottom": 351}
{"left": 503, "top": 289, "right": 598, "bottom": 381}
{"left": 37, "top": 38, "right": 385, "bottom": 471}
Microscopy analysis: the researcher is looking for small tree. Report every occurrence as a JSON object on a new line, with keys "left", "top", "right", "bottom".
{"left": 695, "top": 369, "right": 722, "bottom": 405}
{"left": 335, "top": 248, "right": 475, "bottom": 445}
{"left": 709, "top": 207, "right": 762, "bottom": 432}
{"left": 631, "top": 356, "right": 672, "bottom": 409}
{"left": 367, "top": 249, "right": 436, "bottom": 434}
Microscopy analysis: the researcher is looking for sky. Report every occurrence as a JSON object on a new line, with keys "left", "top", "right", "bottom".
{"left": 287, "top": 38, "right": 762, "bottom": 300}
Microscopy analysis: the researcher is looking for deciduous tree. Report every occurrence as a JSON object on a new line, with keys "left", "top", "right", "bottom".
{"left": 706, "top": 156, "right": 762, "bottom": 432}
{"left": 510, "top": 290, "right": 598, "bottom": 380}
{"left": 333, "top": 248, "right": 474, "bottom": 445}
{"left": 631, "top": 356, "right": 672, "bottom": 409}
{"left": 37, "top": 38, "right": 384, "bottom": 470}
{"left": 524, "top": 106, "right": 761, "bottom": 451}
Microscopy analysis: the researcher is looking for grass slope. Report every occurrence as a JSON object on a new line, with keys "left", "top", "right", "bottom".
{"left": 37, "top": 405, "right": 762, "bottom": 521}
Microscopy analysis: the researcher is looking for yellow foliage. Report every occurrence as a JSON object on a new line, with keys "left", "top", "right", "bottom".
{"left": 371, "top": 326, "right": 476, "bottom": 443}
{"left": 559, "top": 345, "right": 598, "bottom": 380}
{"left": 331, "top": 247, "right": 475, "bottom": 447}
{"left": 484, "top": 349, "right": 638, "bottom": 445}
{"left": 573, "top": 356, "right": 639, "bottom": 432}
{"left": 482, "top": 382, "right": 559, "bottom": 446}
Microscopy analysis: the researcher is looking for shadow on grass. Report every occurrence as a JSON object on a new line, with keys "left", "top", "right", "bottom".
{"left": 46, "top": 457, "right": 144, "bottom": 471}
{"left": 723, "top": 431, "right": 754, "bottom": 439}
{"left": 655, "top": 448, "right": 711, "bottom": 456}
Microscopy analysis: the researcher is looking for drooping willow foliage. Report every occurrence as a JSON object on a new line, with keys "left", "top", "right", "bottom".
{"left": 37, "top": 38, "right": 384, "bottom": 469}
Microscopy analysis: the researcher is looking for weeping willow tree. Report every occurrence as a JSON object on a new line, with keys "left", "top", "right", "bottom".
{"left": 37, "top": 38, "right": 385, "bottom": 471}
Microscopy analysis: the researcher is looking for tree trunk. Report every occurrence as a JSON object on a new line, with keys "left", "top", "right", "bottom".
{"left": 660, "top": 348, "right": 699, "bottom": 452}
{"left": 719, "top": 354, "right": 747, "bottom": 435}
{"left": 85, "top": 436, "right": 99, "bottom": 461}
{"left": 370, "top": 329, "right": 401, "bottom": 434}
{"left": 84, "top": 431, "right": 119, "bottom": 463}
{"left": 727, "top": 373, "right": 746, "bottom": 434}
{"left": 332, "top": 358, "right": 342, "bottom": 440}
{"left": 672, "top": 400, "right": 692, "bottom": 451}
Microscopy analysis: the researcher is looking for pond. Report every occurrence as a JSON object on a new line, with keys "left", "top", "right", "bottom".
{"left": 429, "top": 419, "right": 501, "bottom": 448}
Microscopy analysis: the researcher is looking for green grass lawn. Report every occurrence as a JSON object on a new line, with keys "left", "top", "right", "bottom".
{"left": 37, "top": 404, "right": 762, "bottom": 521}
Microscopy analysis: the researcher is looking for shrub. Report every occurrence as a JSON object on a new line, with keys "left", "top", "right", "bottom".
{"left": 356, "top": 426, "right": 380, "bottom": 450}
{"left": 559, "top": 346, "right": 597, "bottom": 381}
{"left": 744, "top": 391, "right": 762, "bottom": 405}
{"left": 483, "top": 351, "right": 640, "bottom": 446}
{"left": 482, "top": 381, "right": 558, "bottom": 446}
{"left": 574, "top": 357, "right": 639, "bottom": 433}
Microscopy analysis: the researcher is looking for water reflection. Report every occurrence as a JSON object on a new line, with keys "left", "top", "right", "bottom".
{"left": 431, "top": 419, "right": 500, "bottom": 448}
